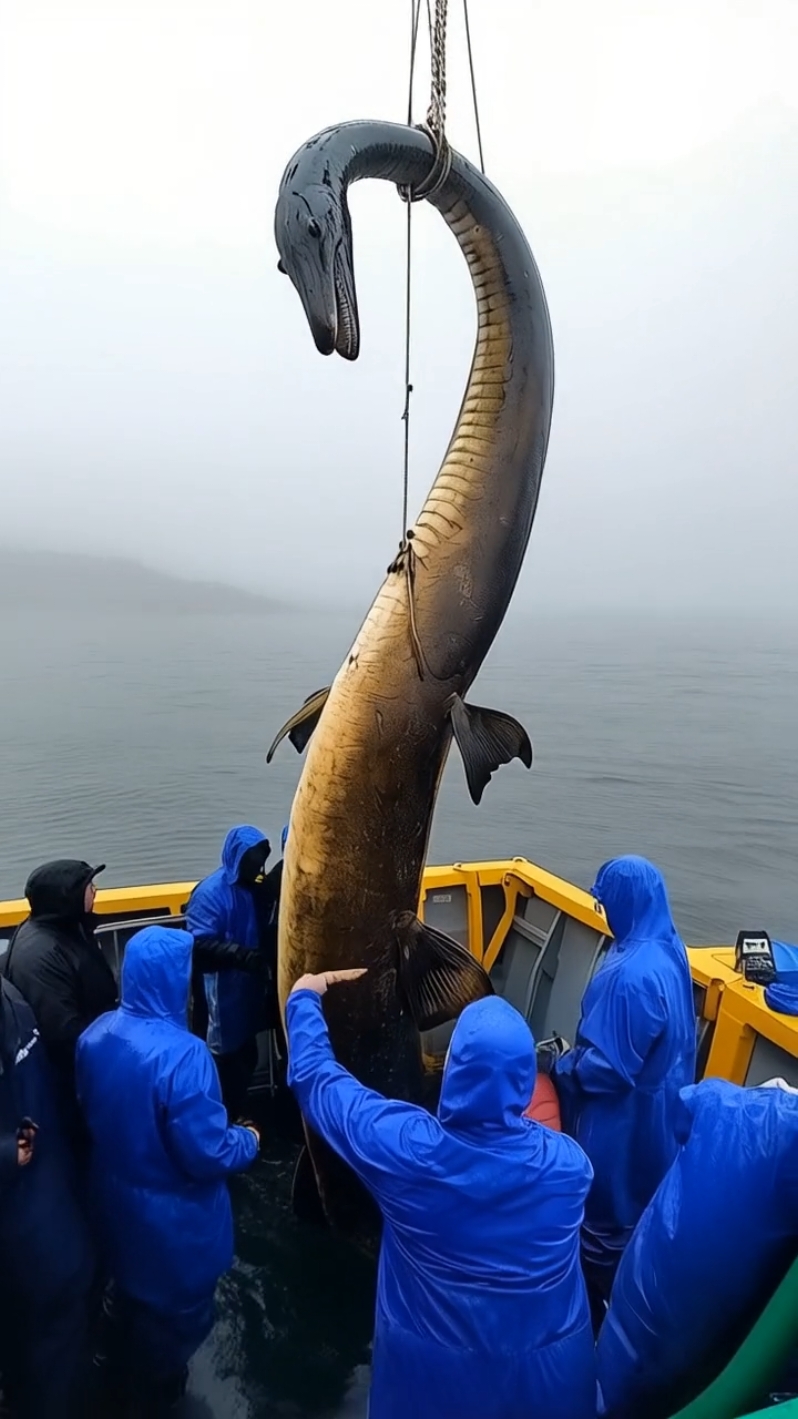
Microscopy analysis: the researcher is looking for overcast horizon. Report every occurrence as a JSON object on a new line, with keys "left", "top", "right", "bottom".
{"left": 1, "top": 0, "right": 796, "bottom": 616}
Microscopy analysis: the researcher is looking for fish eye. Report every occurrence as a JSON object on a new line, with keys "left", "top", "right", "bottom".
{"left": 307, "top": 218, "right": 321, "bottom": 239}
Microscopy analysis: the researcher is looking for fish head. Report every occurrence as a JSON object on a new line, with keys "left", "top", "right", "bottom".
{"left": 274, "top": 181, "right": 359, "bottom": 360}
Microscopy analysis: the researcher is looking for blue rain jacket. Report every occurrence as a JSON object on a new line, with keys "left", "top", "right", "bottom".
{"left": 597, "top": 1078, "right": 798, "bottom": 1418}
{"left": 75, "top": 926, "right": 258, "bottom": 1313}
{"left": 186, "top": 825, "right": 269, "bottom": 1054}
{"left": 287, "top": 992, "right": 597, "bottom": 1419}
{"left": 555, "top": 856, "right": 696, "bottom": 1288}
{"left": 764, "top": 941, "right": 798, "bottom": 1016}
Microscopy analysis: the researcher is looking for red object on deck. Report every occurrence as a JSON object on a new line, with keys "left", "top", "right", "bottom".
{"left": 523, "top": 1072, "right": 562, "bottom": 1130}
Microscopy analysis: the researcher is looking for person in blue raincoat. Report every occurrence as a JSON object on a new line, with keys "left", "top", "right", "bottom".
{"left": 0, "top": 975, "right": 94, "bottom": 1419}
{"left": 553, "top": 855, "right": 696, "bottom": 1318}
{"left": 75, "top": 925, "right": 259, "bottom": 1408}
{"left": 597, "top": 1078, "right": 798, "bottom": 1419}
{"left": 286, "top": 970, "right": 597, "bottom": 1419}
{"left": 186, "top": 824, "right": 276, "bottom": 1116}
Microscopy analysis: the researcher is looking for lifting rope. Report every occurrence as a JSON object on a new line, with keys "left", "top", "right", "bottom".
{"left": 396, "top": 0, "right": 485, "bottom": 556}
{"left": 463, "top": 0, "right": 485, "bottom": 175}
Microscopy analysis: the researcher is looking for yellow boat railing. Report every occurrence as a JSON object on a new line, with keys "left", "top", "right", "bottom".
{"left": 1, "top": 856, "right": 795, "bottom": 1088}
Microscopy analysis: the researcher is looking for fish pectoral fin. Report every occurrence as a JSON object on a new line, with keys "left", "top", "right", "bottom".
{"left": 447, "top": 694, "right": 533, "bottom": 805}
{"left": 266, "top": 687, "right": 330, "bottom": 764}
{"left": 396, "top": 913, "right": 494, "bottom": 1032}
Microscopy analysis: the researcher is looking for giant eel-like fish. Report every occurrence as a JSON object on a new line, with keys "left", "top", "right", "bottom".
{"left": 268, "top": 121, "right": 554, "bottom": 1235}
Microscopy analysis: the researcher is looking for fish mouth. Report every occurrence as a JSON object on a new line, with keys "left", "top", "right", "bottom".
{"left": 331, "top": 241, "right": 359, "bottom": 361}
{"left": 275, "top": 182, "right": 360, "bottom": 360}
{"left": 292, "top": 240, "right": 359, "bottom": 361}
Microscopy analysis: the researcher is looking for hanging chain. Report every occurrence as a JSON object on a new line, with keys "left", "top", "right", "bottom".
{"left": 424, "top": 0, "right": 448, "bottom": 143}
{"left": 400, "top": 0, "right": 452, "bottom": 206}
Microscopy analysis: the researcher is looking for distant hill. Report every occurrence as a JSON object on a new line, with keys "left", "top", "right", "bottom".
{"left": 0, "top": 549, "right": 283, "bottom": 615}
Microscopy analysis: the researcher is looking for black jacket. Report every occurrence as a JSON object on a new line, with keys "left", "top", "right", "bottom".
{"left": 0, "top": 977, "right": 94, "bottom": 1418}
{"left": 2, "top": 858, "right": 276, "bottom": 1089}
{"left": 2, "top": 860, "right": 118, "bottom": 1153}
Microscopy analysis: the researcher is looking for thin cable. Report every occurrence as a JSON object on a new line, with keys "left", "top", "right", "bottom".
{"left": 401, "top": 195, "right": 413, "bottom": 543}
{"left": 401, "top": 0, "right": 423, "bottom": 544}
{"left": 400, "top": 0, "right": 454, "bottom": 547}
{"left": 463, "top": 0, "right": 485, "bottom": 172}
{"left": 407, "top": 0, "right": 423, "bottom": 126}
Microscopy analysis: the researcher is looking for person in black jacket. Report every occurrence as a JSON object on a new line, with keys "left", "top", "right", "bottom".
{"left": 1, "top": 860, "right": 117, "bottom": 1163}
{"left": 2, "top": 858, "right": 268, "bottom": 1160}
{"left": 0, "top": 975, "right": 94, "bottom": 1418}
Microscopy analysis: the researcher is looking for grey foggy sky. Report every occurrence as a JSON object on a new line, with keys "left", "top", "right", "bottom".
{"left": 1, "top": 0, "right": 796, "bottom": 614}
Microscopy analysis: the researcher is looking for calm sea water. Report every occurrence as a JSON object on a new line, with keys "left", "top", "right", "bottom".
{"left": 1, "top": 604, "right": 797, "bottom": 1415}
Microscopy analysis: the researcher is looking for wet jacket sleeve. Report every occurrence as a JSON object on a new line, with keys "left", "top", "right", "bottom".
{"left": 0, "top": 1128, "right": 18, "bottom": 1184}
{"left": 191, "top": 939, "right": 264, "bottom": 974}
{"left": 555, "top": 975, "right": 667, "bottom": 1094}
{"left": 10, "top": 949, "right": 86, "bottom": 1049}
{"left": 186, "top": 883, "right": 232, "bottom": 949}
{"left": 287, "top": 991, "right": 432, "bottom": 1193}
{"left": 162, "top": 1047, "right": 258, "bottom": 1181}
{"left": 9, "top": 952, "right": 91, "bottom": 1128}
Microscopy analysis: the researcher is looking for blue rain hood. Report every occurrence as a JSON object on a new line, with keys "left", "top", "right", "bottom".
{"left": 286, "top": 990, "right": 597, "bottom": 1419}
{"left": 592, "top": 855, "right": 682, "bottom": 951}
{"left": 121, "top": 925, "right": 193, "bottom": 1025}
{"left": 220, "top": 824, "right": 269, "bottom": 885}
{"left": 597, "top": 1079, "right": 798, "bottom": 1418}
{"left": 555, "top": 855, "right": 696, "bottom": 1291}
{"left": 438, "top": 997, "right": 537, "bottom": 1134}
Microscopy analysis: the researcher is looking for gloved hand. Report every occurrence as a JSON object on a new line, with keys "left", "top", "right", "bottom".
{"left": 16, "top": 1117, "right": 38, "bottom": 1167}
{"left": 536, "top": 1035, "right": 569, "bottom": 1076}
{"left": 231, "top": 946, "right": 270, "bottom": 975}
{"left": 237, "top": 1117, "right": 261, "bottom": 1148}
{"left": 192, "top": 939, "right": 268, "bottom": 975}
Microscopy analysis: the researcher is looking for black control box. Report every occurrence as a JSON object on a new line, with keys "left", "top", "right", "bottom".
{"left": 734, "top": 930, "right": 777, "bottom": 987}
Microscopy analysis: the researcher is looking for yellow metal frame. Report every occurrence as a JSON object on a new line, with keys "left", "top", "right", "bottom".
{"left": 0, "top": 856, "right": 608, "bottom": 939}
{"left": 0, "top": 882, "right": 192, "bottom": 932}
{"left": 419, "top": 858, "right": 606, "bottom": 969}
{"left": 703, "top": 974, "right": 798, "bottom": 1085}
{"left": 686, "top": 946, "right": 739, "bottom": 1023}
{"left": 683, "top": 944, "right": 798, "bottom": 1083}
{"left": 3, "top": 857, "right": 797, "bottom": 1084}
